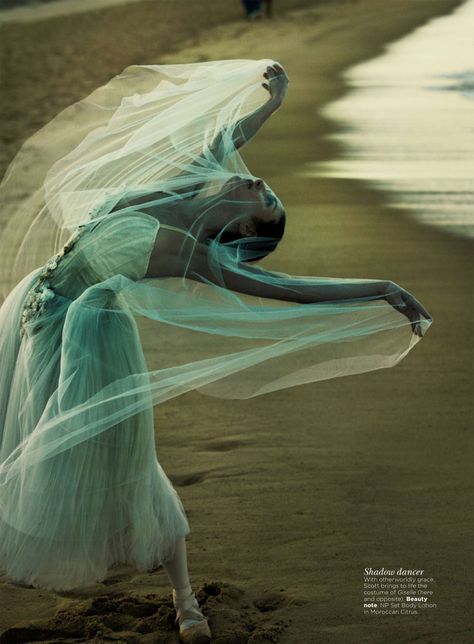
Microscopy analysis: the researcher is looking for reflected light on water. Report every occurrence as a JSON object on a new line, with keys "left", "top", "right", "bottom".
{"left": 310, "top": 0, "right": 474, "bottom": 239}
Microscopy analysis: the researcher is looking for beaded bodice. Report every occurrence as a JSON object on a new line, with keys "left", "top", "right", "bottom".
{"left": 18, "top": 212, "right": 161, "bottom": 339}
{"left": 20, "top": 225, "right": 88, "bottom": 337}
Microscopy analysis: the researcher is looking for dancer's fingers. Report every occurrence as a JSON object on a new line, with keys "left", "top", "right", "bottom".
{"left": 386, "top": 292, "right": 417, "bottom": 334}
{"left": 385, "top": 287, "right": 429, "bottom": 336}
{"left": 407, "top": 305, "right": 425, "bottom": 336}
{"left": 273, "top": 63, "right": 286, "bottom": 77}
{"left": 267, "top": 65, "right": 281, "bottom": 77}
{"left": 400, "top": 301, "right": 419, "bottom": 334}
{"left": 405, "top": 292, "right": 432, "bottom": 321}
{"left": 401, "top": 291, "right": 432, "bottom": 328}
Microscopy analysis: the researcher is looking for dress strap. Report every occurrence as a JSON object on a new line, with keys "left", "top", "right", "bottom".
{"left": 159, "top": 223, "right": 198, "bottom": 241}
{"left": 159, "top": 224, "right": 186, "bottom": 233}
{"left": 160, "top": 222, "right": 188, "bottom": 233}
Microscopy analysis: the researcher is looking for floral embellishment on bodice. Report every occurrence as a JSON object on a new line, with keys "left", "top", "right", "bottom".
{"left": 20, "top": 225, "right": 87, "bottom": 337}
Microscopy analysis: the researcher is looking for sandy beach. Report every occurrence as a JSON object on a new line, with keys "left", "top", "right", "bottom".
{"left": 0, "top": 1, "right": 472, "bottom": 643}
{"left": 0, "top": 0, "right": 148, "bottom": 24}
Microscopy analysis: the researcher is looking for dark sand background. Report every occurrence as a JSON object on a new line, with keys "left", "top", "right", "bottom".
{"left": 0, "top": 1, "right": 472, "bottom": 642}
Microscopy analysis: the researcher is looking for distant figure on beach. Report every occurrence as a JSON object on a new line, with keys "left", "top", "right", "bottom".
{"left": 241, "top": 0, "right": 273, "bottom": 20}
{"left": 0, "top": 59, "right": 431, "bottom": 643}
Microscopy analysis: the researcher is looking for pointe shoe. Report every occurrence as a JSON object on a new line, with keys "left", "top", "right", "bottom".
{"left": 172, "top": 589, "right": 212, "bottom": 643}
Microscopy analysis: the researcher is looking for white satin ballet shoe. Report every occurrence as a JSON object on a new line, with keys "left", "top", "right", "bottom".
{"left": 172, "top": 588, "right": 212, "bottom": 643}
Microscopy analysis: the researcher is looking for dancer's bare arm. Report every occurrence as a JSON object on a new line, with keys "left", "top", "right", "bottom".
{"left": 111, "top": 63, "right": 288, "bottom": 212}
{"left": 145, "top": 229, "right": 431, "bottom": 336}
{"left": 210, "top": 63, "right": 289, "bottom": 158}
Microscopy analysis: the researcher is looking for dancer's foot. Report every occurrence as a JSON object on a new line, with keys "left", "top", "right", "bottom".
{"left": 172, "top": 587, "right": 211, "bottom": 643}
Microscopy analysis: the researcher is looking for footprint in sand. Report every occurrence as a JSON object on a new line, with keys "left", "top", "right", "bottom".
{"left": 0, "top": 580, "right": 302, "bottom": 643}
{"left": 167, "top": 441, "right": 253, "bottom": 488}
{"left": 203, "top": 439, "right": 252, "bottom": 452}
{"left": 169, "top": 470, "right": 208, "bottom": 486}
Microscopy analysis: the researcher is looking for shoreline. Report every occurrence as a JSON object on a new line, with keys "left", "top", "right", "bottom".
{"left": 311, "top": 0, "right": 474, "bottom": 242}
{"left": 0, "top": 1, "right": 471, "bottom": 642}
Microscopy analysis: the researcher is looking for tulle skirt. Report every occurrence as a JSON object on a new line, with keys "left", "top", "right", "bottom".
{"left": 0, "top": 270, "right": 190, "bottom": 592}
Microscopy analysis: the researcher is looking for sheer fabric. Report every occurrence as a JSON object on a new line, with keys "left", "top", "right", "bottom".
{"left": 0, "top": 60, "right": 432, "bottom": 590}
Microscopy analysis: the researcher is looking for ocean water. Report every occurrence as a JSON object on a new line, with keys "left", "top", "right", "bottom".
{"left": 311, "top": 0, "right": 474, "bottom": 240}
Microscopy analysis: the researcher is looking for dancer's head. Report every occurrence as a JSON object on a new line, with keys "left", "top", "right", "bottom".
{"left": 203, "top": 175, "right": 286, "bottom": 262}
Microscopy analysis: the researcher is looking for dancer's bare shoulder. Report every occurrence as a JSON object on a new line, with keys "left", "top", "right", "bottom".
{"left": 143, "top": 226, "right": 305, "bottom": 304}
{"left": 144, "top": 223, "right": 194, "bottom": 279}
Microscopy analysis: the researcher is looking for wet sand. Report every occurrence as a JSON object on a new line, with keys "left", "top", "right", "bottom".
{"left": 0, "top": 0, "right": 472, "bottom": 642}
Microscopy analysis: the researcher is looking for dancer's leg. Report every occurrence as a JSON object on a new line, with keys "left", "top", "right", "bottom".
{"left": 162, "top": 536, "right": 211, "bottom": 637}
{"left": 162, "top": 536, "right": 191, "bottom": 594}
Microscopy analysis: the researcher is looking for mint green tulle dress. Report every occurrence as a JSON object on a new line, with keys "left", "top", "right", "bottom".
{"left": 0, "top": 213, "right": 192, "bottom": 591}
{"left": 0, "top": 60, "right": 432, "bottom": 592}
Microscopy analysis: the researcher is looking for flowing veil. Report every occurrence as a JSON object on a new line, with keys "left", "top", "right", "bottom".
{"left": 0, "top": 59, "right": 433, "bottom": 542}
{"left": 0, "top": 60, "right": 271, "bottom": 292}
{"left": 0, "top": 60, "right": 431, "bottom": 438}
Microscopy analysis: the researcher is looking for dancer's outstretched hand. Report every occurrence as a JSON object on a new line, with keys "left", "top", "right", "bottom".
{"left": 262, "top": 63, "right": 289, "bottom": 106}
{"left": 382, "top": 281, "right": 432, "bottom": 337}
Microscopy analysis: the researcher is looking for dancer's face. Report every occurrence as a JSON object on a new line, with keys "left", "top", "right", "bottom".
{"left": 218, "top": 175, "right": 283, "bottom": 236}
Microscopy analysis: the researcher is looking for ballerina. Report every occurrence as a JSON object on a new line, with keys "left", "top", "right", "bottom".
{"left": 0, "top": 60, "right": 432, "bottom": 643}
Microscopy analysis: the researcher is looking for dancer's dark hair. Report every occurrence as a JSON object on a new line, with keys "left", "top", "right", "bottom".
{"left": 206, "top": 211, "right": 286, "bottom": 262}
